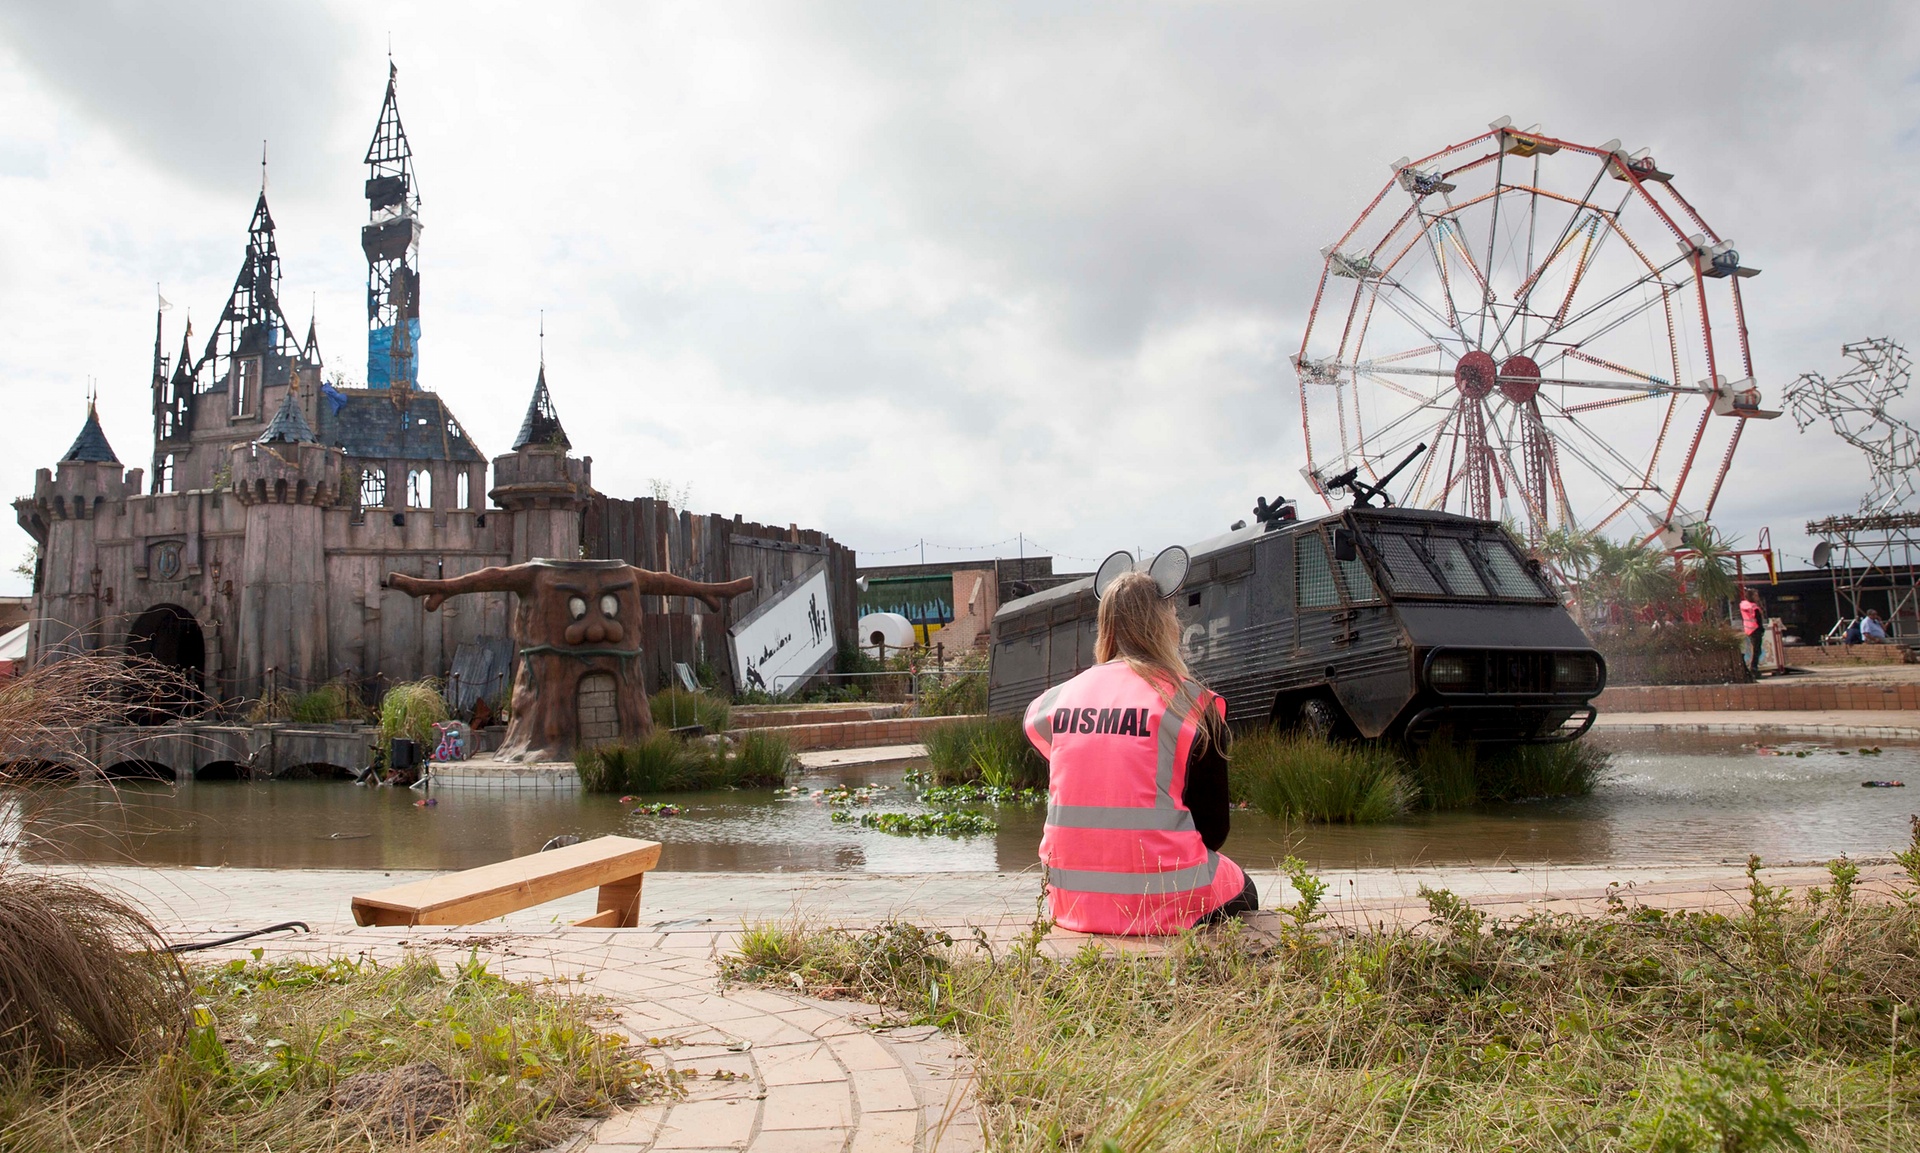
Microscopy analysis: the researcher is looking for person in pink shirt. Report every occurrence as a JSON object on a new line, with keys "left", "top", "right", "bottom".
{"left": 1737, "top": 588, "right": 1764, "bottom": 673}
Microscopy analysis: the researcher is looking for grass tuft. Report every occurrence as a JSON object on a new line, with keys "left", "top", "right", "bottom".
{"left": 924, "top": 717, "right": 1047, "bottom": 789}
{"left": 1230, "top": 729, "right": 1411, "bottom": 823}
{"left": 576, "top": 731, "right": 792, "bottom": 794}
{"left": 377, "top": 679, "right": 450, "bottom": 751}
{"left": 648, "top": 689, "right": 730, "bottom": 733}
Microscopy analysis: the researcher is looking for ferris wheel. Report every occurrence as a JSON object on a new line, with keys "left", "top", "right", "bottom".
{"left": 1294, "top": 117, "right": 1776, "bottom": 547}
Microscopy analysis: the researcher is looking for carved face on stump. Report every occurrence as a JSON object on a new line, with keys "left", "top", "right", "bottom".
{"left": 385, "top": 559, "right": 753, "bottom": 763}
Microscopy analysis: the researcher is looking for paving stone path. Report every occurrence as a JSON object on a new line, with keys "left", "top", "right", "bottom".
{"left": 199, "top": 925, "right": 982, "bottom": 1153}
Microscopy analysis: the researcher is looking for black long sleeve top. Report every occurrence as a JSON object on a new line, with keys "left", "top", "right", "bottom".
{"left": 1181, "top": 730, "right": 1231, "bottom": 851}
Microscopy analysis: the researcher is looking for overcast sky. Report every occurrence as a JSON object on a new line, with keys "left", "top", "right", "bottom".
{"left": 3, "top": 1, "right": 1917, "bottom": 598}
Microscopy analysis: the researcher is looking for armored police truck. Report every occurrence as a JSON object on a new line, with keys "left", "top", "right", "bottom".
{"left": 986, "top": 506, "right": 1604, "bottom": 744}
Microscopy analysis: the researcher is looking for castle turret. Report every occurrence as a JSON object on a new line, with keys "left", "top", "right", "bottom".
{"left": 490, "top": 364, "right": 590, "bottom": 563}
{"left": 12, "top": 403, "right": 144, "bottom": 659}
{"left": 230, "top": 389, "right": 344, "bottom": 696}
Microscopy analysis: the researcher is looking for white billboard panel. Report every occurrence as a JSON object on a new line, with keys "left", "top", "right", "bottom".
{"left": 729, "top": 564, "right": 837, "bottom": 696}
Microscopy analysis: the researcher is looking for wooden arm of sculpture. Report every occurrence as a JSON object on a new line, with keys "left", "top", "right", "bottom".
{"left": 385, "top": 565, "right": 538, "bottom": 612}
{"left": 631, "top": 570, "right": 755, "bottom": 613}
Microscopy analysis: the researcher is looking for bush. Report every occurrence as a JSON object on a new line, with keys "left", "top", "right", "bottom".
{"left": 576, "top": 730, "right": 792, "bottom": 794}
{"left": 1410, "top": 735, "right": 1478, "bottom": 811}
{"left": 1229, "top": 730, "right": 1411, "bottom": 823}
{"left": 378, "top": 679, "right": 450, "bottom": 750}
{"left": 649, "top": 688, "right": 730, "bottom": 733}
{"left": 924, "top": 716, "right": 1047, "bottom": 789}
{"left": 1593, "top": 620, "right": 1750, "bottom": 685}
{"left": 916, "top": 670, "right": 987, "bottom": 716}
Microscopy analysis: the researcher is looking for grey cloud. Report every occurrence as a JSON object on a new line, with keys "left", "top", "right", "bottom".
{"left": 0, "top": 0, "right": 356, "bottom": 196}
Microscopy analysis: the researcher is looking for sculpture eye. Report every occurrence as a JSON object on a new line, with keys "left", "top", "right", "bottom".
{"left": 568, "top": 596, "right": 587, "bottom": 620}
{"left": 600, "top": 594, "right": 620, "bottom": 618}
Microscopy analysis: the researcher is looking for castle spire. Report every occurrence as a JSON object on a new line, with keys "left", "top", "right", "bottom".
{"left": 62, "top": 400, "right": 120, "bottom": 465}
{"left": 256, "top": 387, "right": 317, "bottom": 445}
{"left": 363, "top": 60, "right": 422, "bottom": 391}
{"left": 512, "top": 363, "right": 570, "bottom": 450}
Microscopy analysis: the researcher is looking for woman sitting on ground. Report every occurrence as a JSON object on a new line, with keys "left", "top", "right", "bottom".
{"left": 1022, "top": 570, "right": 1257, "bottom": 934}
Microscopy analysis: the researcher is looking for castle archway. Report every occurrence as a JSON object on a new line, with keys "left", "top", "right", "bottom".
{"left": 125, "top": 604, "right": 205, "bottom": 721}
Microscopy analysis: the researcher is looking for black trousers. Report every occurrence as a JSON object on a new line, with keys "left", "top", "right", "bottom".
{"left": 1746, "top": 629, "right": 1763, "bottom": 671}
{"left": 1196, "top": 871, "right": 1260, "bottom": 927}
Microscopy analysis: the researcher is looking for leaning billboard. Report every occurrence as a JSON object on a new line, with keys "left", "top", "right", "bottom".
{"left": 729, "top": 562, "right": 838, "bottom": 696}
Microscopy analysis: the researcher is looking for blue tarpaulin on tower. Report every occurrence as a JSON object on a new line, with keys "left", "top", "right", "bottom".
{"left": 367, "top": 319, "right": 421, "bottom": 388}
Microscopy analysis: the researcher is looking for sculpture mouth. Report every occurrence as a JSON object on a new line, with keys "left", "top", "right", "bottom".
{"left": 517, "top": 644, "right": 642, "bottom": 660}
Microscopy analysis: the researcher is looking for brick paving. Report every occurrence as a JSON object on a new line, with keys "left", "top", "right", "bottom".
{"left": 189, "top": 925, "right": 982, "bottom": 1153}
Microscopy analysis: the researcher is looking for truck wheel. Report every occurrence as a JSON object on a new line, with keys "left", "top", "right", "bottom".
{"left": 1297, "top": 697, "right": 1348, "bottom": 742}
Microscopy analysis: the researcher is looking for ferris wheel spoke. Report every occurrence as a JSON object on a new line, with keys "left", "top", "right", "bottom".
{"left": 1489, "top": 153, "right": 1615, "bottom": 352}
{"left": 1518, "top": 255, "right": 1690, "bottom": 360}
{"left": 1542, "top": 291, "right": 1686, "bottom": 375}
{"left": 1367, "top": 279, "right": 1469, "bottom": 354}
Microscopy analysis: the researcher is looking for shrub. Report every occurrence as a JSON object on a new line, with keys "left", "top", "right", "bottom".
{"left": 649, "top": 688, "right": 730, "bottom": 733}
{"left": 1593, "top": 620, "right": 1749, "bottom": 685}
{"left": 915, "top": 670, "right": 987, "bottom": 716}
{"left": 924, "top": 716, "right": 1047, "bottom": 789}
{"left": 378, "top": 679, "right": 450, "bottom": 750}
{"left": 1229, "top": 730, "right": 1411, "bottom": 823}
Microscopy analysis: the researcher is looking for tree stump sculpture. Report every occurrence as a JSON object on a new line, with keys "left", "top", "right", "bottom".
{"left": 385, "top": 559, "right": 753, "bottom": 763}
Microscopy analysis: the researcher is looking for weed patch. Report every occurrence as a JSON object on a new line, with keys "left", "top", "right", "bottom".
{"left": 576, "top": 731, "right": 792, "bottom": 794}
{"left": 0, "top": 950, "right": 668, "bottom": 1151}
{"left": 924, "top": 716, "right": 1047, "bottom": 789}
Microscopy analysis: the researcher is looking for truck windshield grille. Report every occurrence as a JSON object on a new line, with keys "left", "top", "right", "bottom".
{"left": 1367, "top": 530, "right": 1554, "bottom": 600}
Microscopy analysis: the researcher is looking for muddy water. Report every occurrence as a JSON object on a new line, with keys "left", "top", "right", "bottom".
{"left": 5, "top": 733, "right": 1916, "bottom": 873}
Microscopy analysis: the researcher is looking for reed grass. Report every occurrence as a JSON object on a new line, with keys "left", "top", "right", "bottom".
{"left": 575, "top": 730, "right": 793, "bottom": 794}
{"left": 924, "top": 716, "right": 1047, "bottom": 789}
{"left": 1230, "top": 729, "right": 1411, "bottom": 823}
{"left": 728, "top": 839, "right": 1920, "bottom": 1152}
{"left": 648, "top": 689, "right": 730, "bottom": 733}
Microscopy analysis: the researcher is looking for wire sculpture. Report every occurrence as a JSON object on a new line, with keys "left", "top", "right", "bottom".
{"left": 1785, "top": 339, "right": 1919, "bottom": 514}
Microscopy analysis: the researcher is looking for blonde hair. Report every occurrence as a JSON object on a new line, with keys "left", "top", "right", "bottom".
{"left": 1095, "top": 571, "right": 1190, "bottom": 696}
{"left": 1095, "top": 571, "right": 1219, "bottom": 753}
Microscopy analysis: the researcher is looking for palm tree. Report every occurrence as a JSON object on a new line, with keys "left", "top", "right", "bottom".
{"left": 1682, "top": 526, "right": 1739, "bottom": 609}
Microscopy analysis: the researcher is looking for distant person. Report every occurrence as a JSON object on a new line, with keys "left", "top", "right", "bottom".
{"left": 1023, "top": 571, "right": 1255, "bottom": 935}
{"left": 1738, "top": 588, "right": 1764, "bottom": 673}
{"left": 1863, "top": 609, "right": 1890, "bottom": 644}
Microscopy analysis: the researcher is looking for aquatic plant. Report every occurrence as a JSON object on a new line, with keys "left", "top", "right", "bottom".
{"left": 377, "top": 679, "right": 450, "bottom": 751}
{"left": 829, "top": 809, "right": 998, "bottom": 836}
{"left": 919, "top": 783, "right": 1046, "bottom": 807}
{"left": 1229, "top": 729, "right": 1411, "bottom": 823}
{"left": 577, "top": 730, "right": 791, "bottom": 794}
{"left": 648, "top": 688, "right": 730, "bottom": 733}
{"left": 1477, "top": 738, "right": 1609, "bottom": 801}
{"left": 924, "top": 716, "right": 1047, "bottom": 789}
{"left": 730, "top": 730, "right": 794, "bottom": 789}
{"left": 1408, "top": 734, "right": 1478, "bottom": 810}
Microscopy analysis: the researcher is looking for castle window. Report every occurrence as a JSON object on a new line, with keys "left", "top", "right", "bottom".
{"left": 447, "top": 419, "right": 461, "bottom": 440}
{"left": 360, "top": 467, "right": 387, "bottom": 508}
{"left": 158, "top": 454, "right": 175, "bottom": 494}
{"left": 456, "top": 471, "right": 471, "bottom": 510}
{"left": 407, "top": 469, "right": 432, "bottom": 509}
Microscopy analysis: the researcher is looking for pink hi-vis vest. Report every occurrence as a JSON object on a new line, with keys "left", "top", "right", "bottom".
{"left": 1024, "top": 661, "right": 1247, "bottom": 935}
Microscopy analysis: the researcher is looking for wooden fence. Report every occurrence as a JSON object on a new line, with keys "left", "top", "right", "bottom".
{"left": 581, "top": 496, "right": 859, "bottom": 693}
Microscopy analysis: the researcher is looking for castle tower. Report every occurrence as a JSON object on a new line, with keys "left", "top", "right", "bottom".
{"left": 490, "top": 364, "right": 590, "bottom": 563}
{"left": 230, "top": 389, "right": 344, "bottom": 696}
{"left": 363, "top": 63, "right": 423, "bottom": 391}
{"left": 12, "top": 403, "right": 143, "bottom": 659}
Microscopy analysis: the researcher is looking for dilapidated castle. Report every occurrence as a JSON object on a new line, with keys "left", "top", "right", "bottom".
{"left": 14, "top": 66, "right": 857, "bottom": 709}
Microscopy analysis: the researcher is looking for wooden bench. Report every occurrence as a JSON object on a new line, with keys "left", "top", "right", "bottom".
{"left": 351, "top": 835, "right": 662, "bottom": 928}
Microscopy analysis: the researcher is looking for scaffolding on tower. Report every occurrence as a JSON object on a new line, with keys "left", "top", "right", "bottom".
{"left": 364, "top": 62, "right": 422, "bottom": 392}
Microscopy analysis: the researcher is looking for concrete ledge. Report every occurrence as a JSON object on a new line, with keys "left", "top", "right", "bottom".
{"left": 1598, "top": 681, "right": 1920, "bottom": 712}
{"left": 742, "top": 714, "right": 981, "bottom": 752}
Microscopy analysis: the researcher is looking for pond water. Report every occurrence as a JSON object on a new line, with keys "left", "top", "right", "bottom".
{"left": 5, "top": 733, "right": 1916, "bottom": 873}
